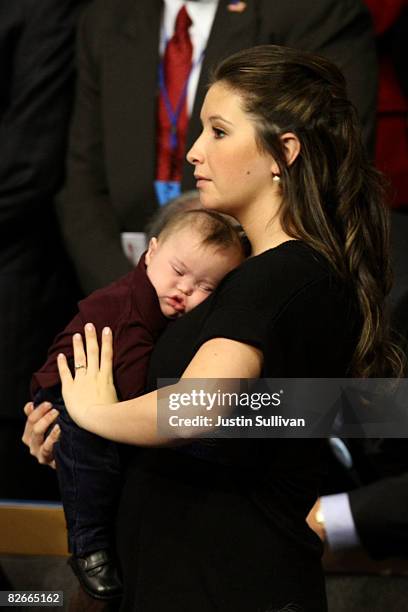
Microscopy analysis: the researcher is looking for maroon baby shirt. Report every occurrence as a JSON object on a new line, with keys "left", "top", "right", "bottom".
{"left": 31, "top": 254, "right": 168, "bottom": 401}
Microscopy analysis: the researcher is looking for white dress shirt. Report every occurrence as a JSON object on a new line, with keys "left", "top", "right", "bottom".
{"left": 321, "top": 493, "right": 362, "bottom": 551}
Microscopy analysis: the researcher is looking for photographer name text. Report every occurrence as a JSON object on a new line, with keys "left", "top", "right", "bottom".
{"left": 168, "top": 415, "right": 305, "bottom": 428}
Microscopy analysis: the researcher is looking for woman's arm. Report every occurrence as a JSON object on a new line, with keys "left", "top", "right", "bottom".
{"left": 58, "top": 324, "right": 263, "bottom": 446}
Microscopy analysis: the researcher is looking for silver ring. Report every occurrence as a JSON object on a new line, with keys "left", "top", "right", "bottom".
{"left": 75, "top": 364, "right": 86, "bottom": 370}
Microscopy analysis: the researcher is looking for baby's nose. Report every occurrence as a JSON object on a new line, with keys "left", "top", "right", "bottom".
{"left": 178, "top": 279, "right": 194, "bottom": 296}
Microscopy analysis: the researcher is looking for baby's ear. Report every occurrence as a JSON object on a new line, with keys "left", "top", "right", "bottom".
{"left": 145, "top": 237, "right": 158, "bottom": 266}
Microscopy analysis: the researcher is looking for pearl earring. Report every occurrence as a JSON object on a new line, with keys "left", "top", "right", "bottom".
{"left": 272, "top": 174, "right": 281, "bottom": 182}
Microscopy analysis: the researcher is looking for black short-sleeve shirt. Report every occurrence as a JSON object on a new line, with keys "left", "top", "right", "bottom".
{"left": 119, "top": 242, "right": 360, "bottom": 611}
{"left": 148, "top": 240, "right": 359, "bottom": 384}
{"left": 146, "top": 239, "right": 360, "bottom": 477}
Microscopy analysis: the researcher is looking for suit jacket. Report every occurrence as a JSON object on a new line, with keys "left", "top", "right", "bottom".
{"left": 0, "top": 0, "right": 85, "bottom": 420}
{"left": 349, "top": 464, "right": 408, "bottom": 559}
{"left": 57, "top": 0, "right": 378, "bottom": 294}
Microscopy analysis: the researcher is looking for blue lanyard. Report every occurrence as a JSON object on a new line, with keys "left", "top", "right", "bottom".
{"left": 158, "top": 46, "right": 205, "bottom": 151}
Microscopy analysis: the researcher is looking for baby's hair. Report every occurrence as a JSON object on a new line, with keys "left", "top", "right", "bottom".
{"left": 145, "top": 190, "right": 202, "bottom": 240}
{"left": 157, "top": 209, "right": 246, "bottom": 257}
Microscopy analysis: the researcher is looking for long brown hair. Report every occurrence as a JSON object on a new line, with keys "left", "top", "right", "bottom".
{"left": 212, "top": 45, "right": 404, "bottom": 377}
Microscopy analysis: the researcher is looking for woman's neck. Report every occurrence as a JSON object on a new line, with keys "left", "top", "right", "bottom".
{"left": 238, "top": 198, "right": 294, "bottom": 256}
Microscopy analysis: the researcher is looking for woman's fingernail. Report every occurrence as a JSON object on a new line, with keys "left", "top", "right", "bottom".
{"left": 51, "top": 409, "right": 59, "bottom": 416}
{"left": 74, "top": 333, "right": 82, "bottom": 340}
{"left": 53, "top": 425, "right": 60, "bottom": 435}
{"left": 103, "top": 327, "right": 111, "bottom": 335}
{"left": 85, "top": 323, "right": 94, "bottom": 331}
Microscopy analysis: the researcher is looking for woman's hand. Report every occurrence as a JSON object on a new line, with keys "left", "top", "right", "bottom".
{"left": 57, "top": 323, "right": 118, "bottom": 427}
{"left": 21, "top": 401, "right": 60, "bottom": 469}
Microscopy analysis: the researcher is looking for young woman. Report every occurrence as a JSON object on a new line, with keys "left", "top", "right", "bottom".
{"left": 24, "top": 45, "right": 401, "bottom": 611}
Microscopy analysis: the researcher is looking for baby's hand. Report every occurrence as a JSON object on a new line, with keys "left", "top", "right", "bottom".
{"left": 22, "top": 401, "right": 60, "bottom": 469}
{"left": 57, "top": 324, "right": 118, "bottom": 427}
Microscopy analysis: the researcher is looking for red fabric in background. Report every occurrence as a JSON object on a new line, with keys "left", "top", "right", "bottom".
{"left": 364, "top": 0, "right": 407, "bottom": 208}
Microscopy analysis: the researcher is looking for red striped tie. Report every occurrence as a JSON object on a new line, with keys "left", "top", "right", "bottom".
{"left": 156, "top": 5, "right": 193, "bottom": 182}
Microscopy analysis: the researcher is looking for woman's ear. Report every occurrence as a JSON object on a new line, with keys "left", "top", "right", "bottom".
{"left": 279, "top": 132, "right": 301, "bottom": 167}
{"left": 145, "top": 237, "right": 158, "bottom": 266}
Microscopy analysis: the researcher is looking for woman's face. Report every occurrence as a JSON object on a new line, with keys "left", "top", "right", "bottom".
{"left": 187, "top": 82, "right": 277, "bottom": 216}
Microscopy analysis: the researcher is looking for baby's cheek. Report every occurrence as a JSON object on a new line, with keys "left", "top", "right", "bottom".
{"left": 188, "top": 293, "right": 209, "bottom": 312}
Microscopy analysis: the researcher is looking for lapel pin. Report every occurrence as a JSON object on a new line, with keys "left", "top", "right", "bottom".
{"left": 227, "top": 1, "right": 247, "bottom": 13}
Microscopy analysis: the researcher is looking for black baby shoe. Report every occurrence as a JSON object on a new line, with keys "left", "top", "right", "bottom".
{"left": 68, "top": 549, "right": 122, "bottom": 600}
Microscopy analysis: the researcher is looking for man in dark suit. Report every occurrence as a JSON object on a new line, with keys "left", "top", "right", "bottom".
{"left": 57, "top": 0, "right": 378, "bottom": 295}
{"left": 348, "top": 470, "right": 408, "bottom": 559}
{"left": 308, "top": 441, "right": 408, "bottom": 560}
{"left": 308, "top": 210, "right": 408, "bottom": 560}
{"left": 0, "top": 0, "right": 87, "bottom": 499}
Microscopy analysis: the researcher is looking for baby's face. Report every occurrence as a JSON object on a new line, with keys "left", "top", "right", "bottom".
{"left": 146, "top": 226, "right": 242, "bottom": 318}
